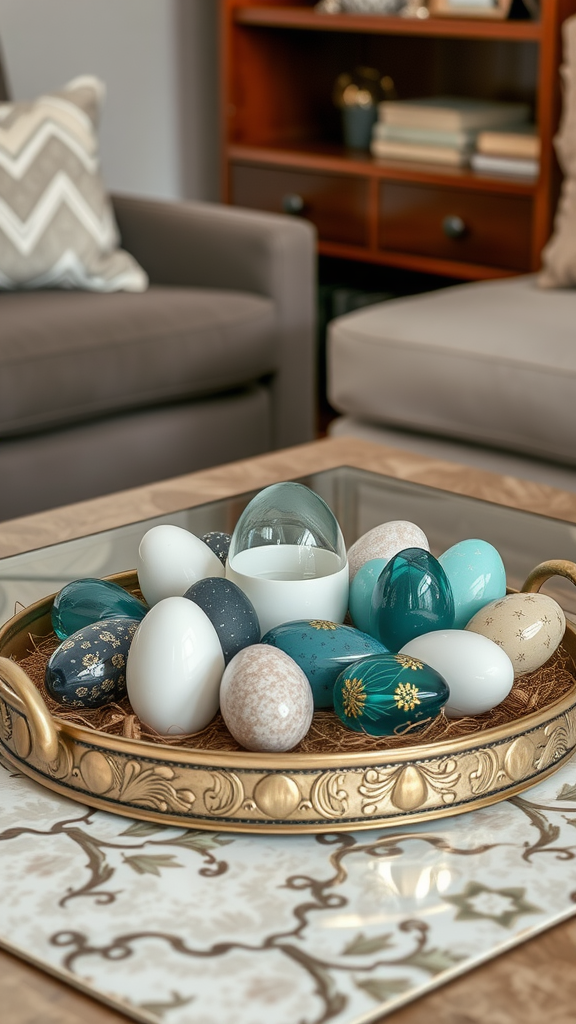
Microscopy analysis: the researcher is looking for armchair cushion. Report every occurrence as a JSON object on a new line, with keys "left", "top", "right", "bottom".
{"left": 0, "top": 75, "right": 147, "bottom": 292}
{"left": 539, "top": 15, "right": 576, "bottom": 288}
{"left": 0, "top": 286, "right": 276, "bottom": 435}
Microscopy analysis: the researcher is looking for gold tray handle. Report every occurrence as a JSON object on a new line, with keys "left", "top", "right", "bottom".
{"left": 521, "top": 559, "right": 576, "bottom": 594}
{"left": 0, "top": 656, "right": 59, "bottom": 767}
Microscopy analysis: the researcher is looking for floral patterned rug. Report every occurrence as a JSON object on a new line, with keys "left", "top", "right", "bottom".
{"left": 2, "top": 752, "right": 576, "bottom": 1024}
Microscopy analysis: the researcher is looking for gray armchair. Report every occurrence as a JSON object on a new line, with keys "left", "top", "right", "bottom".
{"left": 0, "top": 56, "right": 317, "bottom": 521}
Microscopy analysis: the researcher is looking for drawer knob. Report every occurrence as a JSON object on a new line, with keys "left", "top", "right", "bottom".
{"left": 281, "top": 193, "right": 305, "bottom": 215}
{"left": 442, "top": 215, "right": 467, "bottom": 239}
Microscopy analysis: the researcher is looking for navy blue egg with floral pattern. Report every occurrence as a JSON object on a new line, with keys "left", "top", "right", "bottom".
{"left": 46, "top": 617, "right": 140, "bottom": 708}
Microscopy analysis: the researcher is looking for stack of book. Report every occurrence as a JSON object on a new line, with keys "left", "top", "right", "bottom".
{"left": 371, "top": 97, "right": 531, "bottom": 167}
{"left": 471, "top": 125, "right": 540, "bottom": 177}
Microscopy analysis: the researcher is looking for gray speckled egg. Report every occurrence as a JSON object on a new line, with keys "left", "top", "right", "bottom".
{"left": 201, "top": 531, "right": 231, "bottom": 567}
{"left": 45, "top": 617, "right": 140, "bottom": 708}
{"left": 183, "top": 576, "right": 260, "bottom": 664}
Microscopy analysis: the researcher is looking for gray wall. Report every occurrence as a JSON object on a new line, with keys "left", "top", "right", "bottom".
{"left": 0, "top": 0, "right": 220, "bottom": 201}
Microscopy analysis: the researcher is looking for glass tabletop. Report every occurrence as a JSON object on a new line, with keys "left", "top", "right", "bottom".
{"left": 1, "top": 464, "right": 576, "bottom": 626}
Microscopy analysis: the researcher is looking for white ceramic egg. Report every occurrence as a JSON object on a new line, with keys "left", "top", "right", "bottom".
{"left": 465, "top": 592, "right": 566, "bottom": 677}
{"left": 347, "top": 521, "right": 430, "bottom": 582}
{"left": 220, "top": 644, "right": 314, "bottom": 752}
{"left": 137, "top": 524, "right": 224, "bottom": 606}
{"left": 126, "top": 596, "right": 225, "bottom": 734}
{"left": 400, "top": 630, "right": 514, "bottom": 718}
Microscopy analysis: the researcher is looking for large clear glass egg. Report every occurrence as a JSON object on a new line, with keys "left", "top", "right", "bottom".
{"left": 226, "top": 482, "right": 349, "bottom": 635}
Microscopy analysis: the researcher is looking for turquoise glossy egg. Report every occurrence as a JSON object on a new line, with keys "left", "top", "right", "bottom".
{"left": 46, "top": 617, "right": 140, "bottom": 708}
{"left": 260, "top": 619, "right": 388, "bottom": 708}
{"left": 51, "top": 578, "right": 147, "bottom": 641}
{"left": 333, "top": 653, "right": 449, "bottom": 736}
{"left": 438, "top": 538, "right": 506, "bottom": 629}
{"left": 349, "top": 558, "right": 386, "bottom": 635}
{"left": 370, "top": 547, "right": 455, "bottom": 652}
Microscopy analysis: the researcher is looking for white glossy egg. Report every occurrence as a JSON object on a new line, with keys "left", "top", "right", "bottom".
{"left": 400, "top": 630, "right": 514, "bottom": 718}
{"left": 220, "top": 644, "right": 314, "bottom": 752}
{"left": 465, "top": 592, "right": 566, "bottom": 677}
{"left": 347, "top": 521, "right": 429, "bottom": 582}
{"left": 137, "top": 524, "right": 224, "bottom": 606}
{"left": 126, "top": 596, "right": 225, "bottom": 734}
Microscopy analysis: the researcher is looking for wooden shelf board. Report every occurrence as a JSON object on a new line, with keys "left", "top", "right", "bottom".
{"left": 235, "top": 6, "right": 541, "bottom": 41}
{"left": 228, "top": 142, "right": 538, "bottom": 194}
{"left": 317, "top": 238, "right": 522, "bottom": 278}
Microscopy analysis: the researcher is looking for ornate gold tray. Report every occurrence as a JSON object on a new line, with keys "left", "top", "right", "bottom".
{"left": 1, "top": 561, "right": 576, "bottom": 834}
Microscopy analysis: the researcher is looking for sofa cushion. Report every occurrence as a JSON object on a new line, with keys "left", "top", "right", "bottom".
{"left": 328, "top": 274, "right": 576, "bottom": 465}
{"left": 0, "top": 76, "right": 147, "bottom": 292}
{"left": 0, "top": 285, "right": 277, "bottom": 435}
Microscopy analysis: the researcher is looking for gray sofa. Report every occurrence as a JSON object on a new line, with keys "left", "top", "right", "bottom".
{"left": 327, "top": 274, "right": 576, "bottom": 491}
{"left": 0, "top": 59, "right": 316, "bottom": 521}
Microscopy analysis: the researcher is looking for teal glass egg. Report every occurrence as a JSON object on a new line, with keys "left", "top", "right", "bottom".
{"left": 333, "top": 653, "right": 449, "bottom": 736}
{"left": 51, "top": 578, "right": 148, "bottom": 640}
{"left": 438, "top": 538, "right": 506, "bottom": 629}
{"left": 261, "top": 619, "right": 388, "bottom": 708}
{"left": 46, "top": 617, "right": 140, "bottom": 708}
{"left": 370, "top": 547, "right": 455, "bottom": 652}
{"left": 349, "top": 557, "right": 386, "bottom": 634}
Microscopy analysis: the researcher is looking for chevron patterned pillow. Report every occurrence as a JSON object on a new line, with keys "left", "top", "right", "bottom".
{"left": 0, "top": 75, "right": 148, "bottom": 291}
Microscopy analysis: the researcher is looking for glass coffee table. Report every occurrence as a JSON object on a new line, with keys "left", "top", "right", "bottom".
{"left": 2, "top": 463, "right": 576, "bottom": 626}
{"left": 1, "top": 438, "right": 576, "bottom": 1024}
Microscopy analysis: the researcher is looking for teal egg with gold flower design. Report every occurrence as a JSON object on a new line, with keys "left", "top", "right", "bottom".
{"left": 333, "top": 653, "right": 449, "bottom": 736}
{"left": 46, "top": 617, "right": 140, "bottom": 708}
{"left": 261, "top": 619, "right": 388, "bottom": 708}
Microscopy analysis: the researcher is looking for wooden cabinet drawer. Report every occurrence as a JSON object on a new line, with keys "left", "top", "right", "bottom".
{"left": 379, "top": 182, "right": 533, "bottom": 272}
{"left": 230, "top": 164, "right": 370, "bottom": 247}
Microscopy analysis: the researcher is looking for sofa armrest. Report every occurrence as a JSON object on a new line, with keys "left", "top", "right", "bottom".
{"left": 112, "top": 194, "right": 317, "bottom": 449}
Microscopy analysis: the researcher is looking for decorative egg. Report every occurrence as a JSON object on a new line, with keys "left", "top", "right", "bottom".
{"left": 370, "top": 547, "right": 455, "bottom": 652}
{"left": 183, "top": 576, "right": 260, "bottom": 665}
{"left": 51, "top": 577, "right": 147, "bottom": 640}
{"left": 465, "top": 592, "right": 566, "bottom": 677}
{"left": 126, "top": 596, "right": 224, "bottom": 734}
{"left": 347, "top": 521, "right": 430, "bottom": 583}
{"left": 400, "top": 630, "right": 514, "bottom": 717}
{"left": 201, "top": 531, "right": 232, "bottom": 566}
{"left": 137, "top": 524, "right": 224, "bottom": 606}
{"left": 45, "top": 617, "right": 140, "bottom": 708}
{"left": 438, "top": 539, "right": 506, "bottom": 630}
{"left": 225, "top": 482, "right": 349, "bottom": 635}
{"left": 219, "top": 644, "right": 314, "bottom": 752}
{"left": 260, "top": 619, "right": 388, "bottom": 708}
{"left": 333, "top": 653, "right": 449, "bottom": 736}
{"left": 348, "top": 558, "right": 387, "bottom": 634}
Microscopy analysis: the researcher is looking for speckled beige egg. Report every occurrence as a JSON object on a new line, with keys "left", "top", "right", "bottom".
{"left": 347, "top": 521, "right": 430, "bottom": 582}
{"left": 220, "top": 645, "right": 314, "bottom": 752}
{"left": 465, "top": 592, "right": 566, "bottom": 677}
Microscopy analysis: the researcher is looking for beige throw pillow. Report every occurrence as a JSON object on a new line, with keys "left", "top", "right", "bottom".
{"left": 0, "top": 75, "right": 148, "bottom": 291}
{"left": 539, "top": 15, "right": 576, "bottom": 288}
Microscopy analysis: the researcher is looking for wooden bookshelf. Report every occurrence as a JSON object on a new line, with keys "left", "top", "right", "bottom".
{"left": 221, "top": 0, "right": 576, "bottom": 279}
